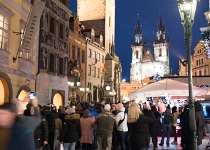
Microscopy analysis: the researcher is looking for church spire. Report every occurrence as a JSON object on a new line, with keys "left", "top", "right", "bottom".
{"left": 133, "top": 14, "right": 143, "bottom": 44}
{"left": 154, "top": 17, "right": 167, "bottom": 42}
{"left": 157, "top": 17, "right": 165, "bottom": 33}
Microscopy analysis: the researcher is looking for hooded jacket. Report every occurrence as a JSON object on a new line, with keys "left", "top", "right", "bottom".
{"left": 60, "top": 113, "right": 81, "bottom": 143}
{"left": 116, "top": 107, "right": 128, "bottom": 132}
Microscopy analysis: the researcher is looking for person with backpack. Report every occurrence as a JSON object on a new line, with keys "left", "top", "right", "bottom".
{"left": 115, "top": 103, "right": 128, "bottom": 150}
{"left": 159, "top": 107, "right": 173, "bottom": 147}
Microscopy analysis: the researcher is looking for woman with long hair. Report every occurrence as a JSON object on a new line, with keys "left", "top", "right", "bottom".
{"left": 127, "top": 102, "right": 157, "bottom": 150}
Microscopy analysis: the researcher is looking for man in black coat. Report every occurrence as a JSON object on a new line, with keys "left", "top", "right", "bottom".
{"left": 181, "top": 101, "right": 205, "bottom": 150}
{"left": 42, "top": 105, "right": 57, "bottom": 149}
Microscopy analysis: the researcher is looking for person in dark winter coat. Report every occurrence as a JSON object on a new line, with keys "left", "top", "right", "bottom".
{"left": 8, "top": 98, "right": 41, "bottom": 150}
{"left": 42, "top": 105, "right": 57, "bottom": 149}
{"left": 180, "top": 105, "right": 190, "bottom": 149}
{"left": 24, "top": 104, "right": 49, "bottom": 149}
{"left": 181, "top": 101, "right": 205, "bottom": 150}
{"left": 127, "top": 102, "right": 156, "bottom": 150}
{"left": 150, "top": 105, "right": 161, "bottom": 150}
{"left": 195, "top": 101, "right": 205, "bottom": 147}
{"left": 159, "top": 108, "right": 173, "bottom": 147}
{"left": 142, "top": 104, "right": 155, "bottom": 145}
{"left": 60, "top": 108, "right": 81, "bottom": 150}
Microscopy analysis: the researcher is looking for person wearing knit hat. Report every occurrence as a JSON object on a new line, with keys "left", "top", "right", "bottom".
{"left": 80, "top": 109, "right": 96, "bottom": 149}
{"left": 104, "top": 104, "right": 111, "bottom": 110}
{"left": 66, "top": 107, "right": 75, "bottom": 114}
{"left": 95, "top": 103, "right": 116, "bottom": 149}
{"left": 83, "top": 109, "right": 91, "bottom": 118}
{"left": 60, "top": 107, "right": 80, "bottom": 150}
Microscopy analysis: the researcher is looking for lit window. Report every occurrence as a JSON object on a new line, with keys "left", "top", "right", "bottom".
{"left": 93, "top": 51, "right": 96, "bottom": 59}
{"left": 0, "top": 14, "right": 8, "bottom": 51}
{"left": 88, "top": 49, "right": 91, "bottom": 58}
{"left": 88, "top": 65, "right": 91, "bottom": 76}
{"left": 97, "top": 53, "right": 100, "bottom": 61}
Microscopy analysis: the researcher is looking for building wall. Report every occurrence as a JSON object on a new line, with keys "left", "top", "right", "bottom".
{"left": 179, "top": 41, "right": 210, "bottom": 76}
{"left": 36, "top": 0, "right": 71, "bottom": 105}
{"left": 69, "top": 17, "right": 87, "bottom": 102}
{"left": 192, "top": 42, "right": 210, "bottom": 76}
{"left": 77, "top": 0, "right": 115, "bottom": 54}
{"left": 0, "top": 0, "right": 38, "bottom": 103}
{"left": 86, "top": 37, "right": 106, "bottom": 102}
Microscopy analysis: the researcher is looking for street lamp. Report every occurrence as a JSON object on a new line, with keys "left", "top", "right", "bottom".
{"left": 68, "top": 81, "right": 80, "bottom": 102}
{"left": 177, "top": 0, "right": 199, "bottom": 149}
{"left": 79, "top": 87, "right": 89, "bottom": 102}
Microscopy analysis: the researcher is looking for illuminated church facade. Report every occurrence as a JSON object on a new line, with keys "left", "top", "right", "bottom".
{"left": 130, "top": 18, "right": 171, "bottom": 82}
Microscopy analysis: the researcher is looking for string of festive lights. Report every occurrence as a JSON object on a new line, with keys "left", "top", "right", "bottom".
{"left": 201, "top": 31, "right": 210, "bottom": 58}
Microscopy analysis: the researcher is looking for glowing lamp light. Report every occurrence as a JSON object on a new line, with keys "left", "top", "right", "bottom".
{"left": 106, "top": 86, "right": 111, "bottom": 91}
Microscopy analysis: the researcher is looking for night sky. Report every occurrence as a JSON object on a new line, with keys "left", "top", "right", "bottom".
{"left": 70, "top": 0, "right": 209, "bottom": 82}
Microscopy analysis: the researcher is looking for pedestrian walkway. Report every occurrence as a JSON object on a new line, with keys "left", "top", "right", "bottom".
{"left": 148, "top": 136, "right": 209, "bottom": 150}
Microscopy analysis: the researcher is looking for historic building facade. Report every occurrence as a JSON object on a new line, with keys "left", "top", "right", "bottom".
{"left": 36, "top": 0, "right": 71, "bottom": 107}
{"left": 130, "top": 18, "right": 171, "bottom": 83}
{"left": 84, "top": 29, "right": 106, "bottom": 102}
{"left": 0, "top": 0, "right": 42, "bottom": 107}
{"left": 77, "top": 0, "right": 122, "bottom": 102}
{"left": 179, "top": 41, "right": 210, "bottom": 76}
{"left": 68, "top": 15, "right": 87, "bottom": 102}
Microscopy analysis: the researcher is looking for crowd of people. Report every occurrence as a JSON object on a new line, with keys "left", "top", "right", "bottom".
{"left": 0, "top": 92, "right": 205, "bottom": 150}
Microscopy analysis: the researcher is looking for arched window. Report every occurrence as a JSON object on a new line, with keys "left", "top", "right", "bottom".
{"left": 159, "top": 49, "right": 162, "bottom": 56}
{"left": 136, "top": 51, "right": 139, "bottom": 59}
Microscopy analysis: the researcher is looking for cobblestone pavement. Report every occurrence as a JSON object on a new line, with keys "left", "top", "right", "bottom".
{"left": 147, "top": 136, "right": 210, "bottom": 150}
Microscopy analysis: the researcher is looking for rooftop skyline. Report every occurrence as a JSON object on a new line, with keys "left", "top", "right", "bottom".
{"left": 70, "top": 0, "right": 209, "bottom": 82}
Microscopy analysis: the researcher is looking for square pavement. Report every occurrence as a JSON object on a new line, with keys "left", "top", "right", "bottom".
{"left": 148, "top": 136, "right": 210, "bottom": 150}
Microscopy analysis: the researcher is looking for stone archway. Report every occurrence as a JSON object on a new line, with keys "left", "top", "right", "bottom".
{"left": 17, "top": 85, "right": 31, "bottom": 109}
{"left": 0, "top": 72, "right": 13, "bottom": 104}
{"left": 93, "top": 86, "right": 97, "bottom": 102}
{"left": 98, "top": 87, "right": 104, "bottom": 102}
{"left": 51, "top": 89, "right": 65, "bottom": 107}
{"left": 53, "top": 93, "right": 63, "bottom": 110}
{"left": 87, "top": 92, "right": 92, "bottom": 102}
{"left": 16, "top": 85, "right": 31, "bottom": 98}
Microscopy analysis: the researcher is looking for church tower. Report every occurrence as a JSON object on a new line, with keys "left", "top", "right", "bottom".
{"left": 153, "top": 17, "right": 170, "bottom": 65}
{"left": 77, "top": 0, "right": 115, "bottom": 54}
{"left": 130, "top": 19, "right": 144, "bottom": 82}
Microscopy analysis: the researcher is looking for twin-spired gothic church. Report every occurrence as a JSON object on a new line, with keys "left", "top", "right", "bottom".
{"left": 130, "top": 17, "right": 171, "bottom": 82}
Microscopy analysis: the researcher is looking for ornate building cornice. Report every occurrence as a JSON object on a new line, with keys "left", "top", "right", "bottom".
{"left": 0, "top": 2, "right": 15, "bottom": 17}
